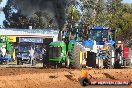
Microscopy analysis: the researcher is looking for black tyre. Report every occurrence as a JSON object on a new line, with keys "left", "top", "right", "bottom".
{"left": 103, "top": 50, "right": 112, "bottom": 69}
{"left": 0, "top": 60, "right": 2, "bottom": 64}
{"left": 17, "top": 58, "right": 23, "bottom": 65}
{"left": 80, "top": 77, "right": 89, "bottom": 86}
{"left": 104, "top": 58, "right": 112, "bottom": 68}
{"left": 17, "top": 58, "right": 19, "bottom": 65}
{"left": 72, "top": 45, "right": 81, "bottom": 69}
{"left": 114, "top": 59, "right": 121, "bottom": 69}
{"left": 55, "top": 64, "right": 58, "bottom": 69}
{"left": 32, "top": 59, "right": 37, "bottom": 66}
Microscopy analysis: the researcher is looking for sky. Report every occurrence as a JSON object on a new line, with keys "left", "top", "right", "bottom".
{"left": 123, "top": 0, "right": 132, "bottom": 3}
{"left": 0, "top": 0, "right": 7, "bottom": 26}
{"left": 0, "top": 0, "right": 131, "bottom": 26}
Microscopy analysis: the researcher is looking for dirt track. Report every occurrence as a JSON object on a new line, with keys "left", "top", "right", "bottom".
{"left": 0, "top": 68, "right": 131, "bottom": 88}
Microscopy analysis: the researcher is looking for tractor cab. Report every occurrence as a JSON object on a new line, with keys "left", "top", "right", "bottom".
{"left": 47, "top": 41, "right": 75, "bottom": 68}
{"left": 82, "top": 26, "right": 116, "bottom": 68}
{"left": 89, "top": 26, "right": 115, "bottom": 46}
{"left": 48, "top": 42, "right": 65, "bottom": 59}
{"left": 47, "top": 41, "right": 66, "bottom": 67}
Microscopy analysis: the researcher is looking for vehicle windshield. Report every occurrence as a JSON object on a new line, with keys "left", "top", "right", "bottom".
{"left": 19, "top": 45, "right": 30, "bottom": 52}
{"left": 90, "top": 30, "right": 108, "bottom": 42}
{"left": 17, "top": 52, "right": 29, "bottom": 57}
{"left": 49, "top": 46, "right": 62, "bottom": 58}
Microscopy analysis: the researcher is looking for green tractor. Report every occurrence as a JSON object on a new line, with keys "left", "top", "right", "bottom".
{"left": 45, "top": 27, "right": 85, "bottom": 68}
{"left": 46, "top": 41, "right": 75, "bottom": 68}
{"left": 45, "top": 39, "right": 85, "bottom": 69}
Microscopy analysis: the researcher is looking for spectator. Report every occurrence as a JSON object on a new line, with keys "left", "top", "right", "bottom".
{"left": 118, "top": 45, "right": 122, "bottom": 55}
{"left": 42, "top": 47, "right": 47, "bottom": 68}
{"left": 29, "top": 47, "right": 34, "bottom": 65}
{"left": 1, "top": 47, "right": 6, "bottom": 57}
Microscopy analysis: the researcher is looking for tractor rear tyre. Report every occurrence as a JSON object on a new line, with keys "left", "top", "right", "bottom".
{"left": 114, "top": 59, "right": 121, "bottom": 69}
{"left": 103, "top": 50, "right": 112, "bottom": 69}
{"left": 72, "top": 45, "right": 81, "bottom": 69}
{"left": 104, "top": 58, "right": 112, "bottom": 69}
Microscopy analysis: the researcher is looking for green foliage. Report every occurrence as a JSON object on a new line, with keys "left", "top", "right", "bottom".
{"left": 65, "top": 5, "right": 81, "bottom": 37}
{"left": 29, "top": 11, "right": 57, "bottom": 29}
{"left": 2, "top": 0, "right": 132, "bottom": 46}
{"left": 3, "top": 1, "right": 57, "bottom": 29}
{"left": 81, "top": 0, "right": 132, "bottom": 46}
{"left": 82, "top": 0, "right": 106, "bottom": 26}
{"left": 106, "top": 0, "right": 123, "bottom": 28}
{"left": 66, "top": 5, "right": 81, "bottom": 24}
{"left": 117, "top": 5, "right": 132, "bottom": 45}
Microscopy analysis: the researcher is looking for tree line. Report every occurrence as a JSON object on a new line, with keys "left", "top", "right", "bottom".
{"left": 82, "top": 0, "right": 132, "bottom": 47}
{"left": 0, "top": 0, "right": 132, "bottom": 46}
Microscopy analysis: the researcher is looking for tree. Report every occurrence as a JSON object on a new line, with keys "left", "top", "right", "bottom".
{"left": 106, "top": 0, "right": 123, "bottom": 28}
{"left": 29, "top": 11, "right": 57, "bottom": 29}
{"left": 81, "top": 0, "right": 108, "bottom": 27}
{"left": 0, "top": 0, "right": 3, "bottom": 13}
{"left": 81, "top": 0, "right": 132, "bottom": 46}
{"left": 66, "top": 5, "right": 81, "bottom": 30}
{"left": 117, "top": 3, "right": 132, "bottom": 46}
{"left": 81, "top": 0, "right": 95, "bottom": 26}
{"left": 67, "top": 5, "right": 81, "bottom": 24}
{"left": 65, "top": 5, "right": 81, "bottom": 40}
{"left": 3, "top": 0, "right": 58, "bottom": 29}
